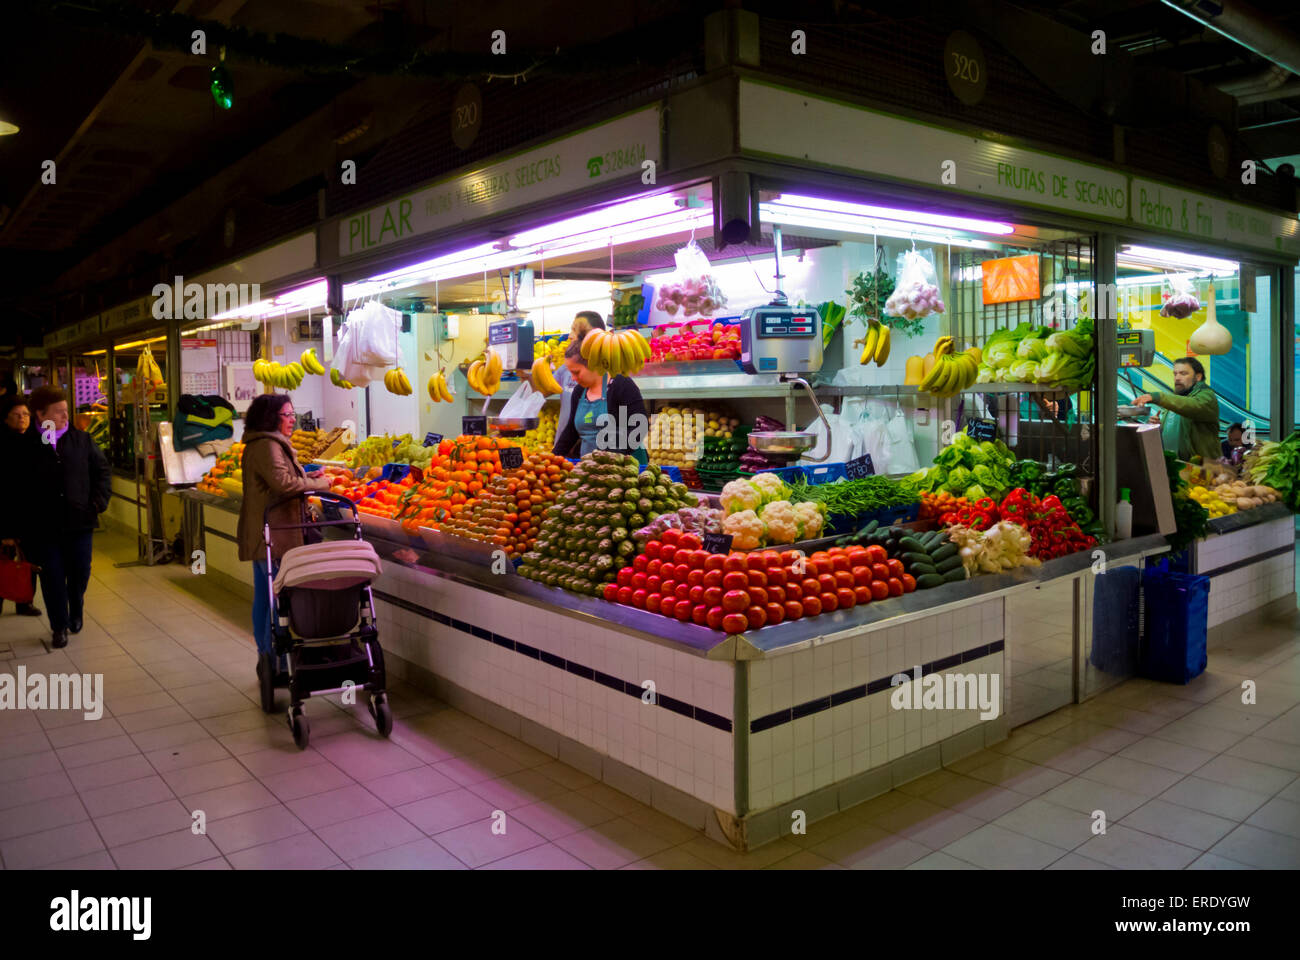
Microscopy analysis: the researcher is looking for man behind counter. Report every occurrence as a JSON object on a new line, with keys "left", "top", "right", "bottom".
{"left": 1135, "top": 357, "right": 1221, "bottom": 462}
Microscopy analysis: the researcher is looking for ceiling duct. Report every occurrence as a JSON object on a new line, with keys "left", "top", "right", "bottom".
{"left": 1163, "top": 0, "right": 1300, "bottom": 98}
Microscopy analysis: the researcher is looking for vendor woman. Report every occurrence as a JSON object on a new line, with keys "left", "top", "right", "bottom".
{"left": 553, "top": 339, "right": 649, "bottom": 464}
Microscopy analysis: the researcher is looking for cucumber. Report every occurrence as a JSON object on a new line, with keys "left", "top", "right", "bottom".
{"left": 935, "top": 554, "right": 964, "bottom": 574}
{"left": 899, "top": 537, "right": 928, "bottom": 554}
{"left": 901, "top": 551, "right": 934, "bottom": 566}
{"left": 857, "top": 519, "right": 879, "bottom": 537}
{"left": 907, "top": 563, "right": 938, "bottom": 577}
{"left": 915, "top": 574, "right": 946, "bottom": 589}
{"left": 942, "top": 565, "right": 968, "bottom": 583}
{"left": 930, "top": 543, "right": 959, "bottom": 563}
{"left": 924, "top": 531, "right": 947, "bottom": 550}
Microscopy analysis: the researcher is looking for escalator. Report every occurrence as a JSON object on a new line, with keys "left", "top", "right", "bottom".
{"left": 1116, "top": 352, "right": 1268, "bottom": 435}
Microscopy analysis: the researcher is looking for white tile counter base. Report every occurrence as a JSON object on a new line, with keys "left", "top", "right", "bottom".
{"left": 1199, "top": 518, "right": 1296, "bottom": 629}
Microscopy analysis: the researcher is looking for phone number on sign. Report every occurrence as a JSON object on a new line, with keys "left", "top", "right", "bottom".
{"left": 600, "top": 143, "right": 646, "bottom": 175}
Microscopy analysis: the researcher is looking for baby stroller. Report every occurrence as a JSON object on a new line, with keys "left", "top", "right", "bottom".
{"left": 260, "top": 491, "right": 390, "bottom": 749}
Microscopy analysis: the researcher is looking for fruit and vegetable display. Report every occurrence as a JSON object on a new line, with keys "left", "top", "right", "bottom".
{"left": 840, "top": 520, "right": 966, "bottom": 589}
{"left": 857, "top": 320, "right": 892, "bottom": 367}
{"left": 519, "top": 407, "right": 560, "bottom": 455}
{"left": 329, "top": 368, "right": 356, "bottom": 390}
{"left": 696, "top": 433, "right": 751, "bottom": 490}
{"left": 786, "top": 473, "right": 919, "bottom": 528}
{"left": 911, "top": 337, "right": 981, "bottom": 398}
{"left": 290, "top": 426, "right": 348, "bottom": 463}
{"left": 538, "top": 335, "right": 568, "bottom": 371}
{"left": 738, "top": 416, "right": 790, "bottom": 474}
{"left": 341, "top": 433, "right": 436, "bottom": 470}
{"left": 720, "top": 474, "right": 826, "bottom": 549}
{"left": 579, "top": 327, "right": 650, "bottom": 377}
{"left": 441, "top": 452, "right": 573, "bottom": 559}
{"left": 649, "top": 320, "right": 741, "bottom": 363}
{"left": 946, "top": 522, "right": 1038, "bottom": 576}
{"left": 1180, "top": 462, "right": 1281, "bottom": 516}
{"left": 1164, "top": 450, "right": 1210, "bottom": 551}
{"left": 298, "top": 348, "right": 327, "bottom": 377}
{"left": 1243, "top": 431, "right": 1300, "bottom": 511}
{"left": 518, "top": 451, "right": 698, "bottom": 595}
{"left": 846, "top": 265, "right": 895, "bottom": 327}
{"left": 611, "top": 289, "right": 646, "bottom": 328}
{"left": 122, "top": 345, "right": 166, "bottom": 404}
{"left": 605, "top": 532, "right": 917, "bottom": 633}
{"left": 815, "top": 301, "right": 848, "bottom": 350}
{"left": 253, "top": 358, "right": 306, "bottom": 390}
{"left": 910, "top": 426, "right": 1017, "bottom": 503}
{"left": 632, "top": 506, "right": 724, "bottom": 543}
{"left": 654, "top": 274, "right": 726, "bottom": 318}
{"left": 974, "top": 318, "right": 1095, "bottom": 390}
{"left": 323, "top": 465, "right": 383, "bottom": 502}
{"left": 466, "top": 348, "right": 504, "bottom": 397}
{"left": 195, "top": 443, "right": 245, "bottom": 497}
{"left": 647, "top": 405, "right": 741, "bottom": 474}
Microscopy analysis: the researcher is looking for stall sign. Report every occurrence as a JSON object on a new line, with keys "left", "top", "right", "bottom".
{"left": 500, "top": 447, "right": 524, "bottom": 470}
{"left": 981, "top": 255, "right": 1040, "bottom": 305}
{"left": 845, "top": 454, "right": 875, "bottom": 479}
{"left": 423, "top": 432, "right": 443, "bottom": 447}
{"left": 462, "top": 416, "right": 487, "bottom": 436}
{"left": 965, "top": 417, "right": 997, "bottom": 441}
{"left": 1130, "top": 178, "right": 1300, "bottom": 257}
{"left": 703, "top": 533, "right": 734, "bottom": 554}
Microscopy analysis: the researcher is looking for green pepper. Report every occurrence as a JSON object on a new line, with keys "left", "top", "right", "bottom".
{"left": 1054, "top": 477, "right": 1080, "bottom": 499}
{"left": 1056, "top": 463, "right": 1078, "bottom": 479}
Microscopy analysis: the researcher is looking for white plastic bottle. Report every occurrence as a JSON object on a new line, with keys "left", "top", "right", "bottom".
{"left": 1115, "top": 487, "right": 1133, "bottom": 540}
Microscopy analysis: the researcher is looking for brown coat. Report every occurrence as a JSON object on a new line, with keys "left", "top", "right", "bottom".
{"left": 236, "top": 430, "right": 330, "bottom": 563}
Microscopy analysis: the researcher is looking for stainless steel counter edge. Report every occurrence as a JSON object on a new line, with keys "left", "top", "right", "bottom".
{"left": 1203, "top": 501, "right": 1295, "bottom": 536}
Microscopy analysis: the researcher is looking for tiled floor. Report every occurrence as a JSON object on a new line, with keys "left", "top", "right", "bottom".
{"left": 1, "top": 529, "right": 1298, "bottom": 870}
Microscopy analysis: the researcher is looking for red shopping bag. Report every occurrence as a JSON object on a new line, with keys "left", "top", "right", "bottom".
{"left": 0, "top": 547, "right": 37, "bottom": 604}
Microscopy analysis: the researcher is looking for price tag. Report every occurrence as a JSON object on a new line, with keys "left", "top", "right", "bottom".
{"left": 845, "top": 454, "right": 875, "bottom": 479}
{"left": 965, "top": 417, "right": 997, "bottom": 442}
{"left": 462, "top": 416, "right": 487, "bottom": 436}
{"left": 500, "top": 446, "right": 524, "bottom": 470}
{"left": 423, "top": 432, "right": 443, "bottom": 447}
{"left": 703, "top": 533, "right": 734, "bottom": 554}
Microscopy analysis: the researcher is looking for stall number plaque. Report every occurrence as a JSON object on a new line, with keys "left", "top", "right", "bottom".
{"left": 845, "top": 454, "right": 875, "bottom": 479}
{"left": 500, "top": 447, "right": 524, "bottom": 470}
{"left": 462, "top": 416, "right": 487, "bottom": 436}
{"left": 944, "top": 31, "right": 987, "bottom": 106}
{"left": 965, "top": 417, "right": 997, "bottom": 442}
{"left": 423, "top": 432, "right": 443, "bottom": 447}
{"left": 703, "top": 533, "right": 734, "bottom": 555}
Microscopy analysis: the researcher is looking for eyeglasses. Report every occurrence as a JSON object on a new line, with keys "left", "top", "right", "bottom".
{"left": 280, "top": 412, "right": 296, "bottom": 420}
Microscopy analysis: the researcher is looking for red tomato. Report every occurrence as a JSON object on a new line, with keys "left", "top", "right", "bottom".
{"left": 645, "top": 541, "right": 661, "bottom": 560}
{"left": 817, "top": 573, "right": 837, "bottom": 594}
{"left": 812, "top": 558, "right": 835, "bottom": 577}
{"left": 746, "top": 605, "right": 767, "bottom": 629}
{"left": 661, "top": 529, "right": 682, "bottom": 546}
{"left": 632, "top": 554, "right": 649, "bottom": 573}
{"left": 761, "top": 550, "right": 783, "bottom": 569}
{"left": 784, "top": 581, "right": 802, "bottom": 600}
{"left": 646, "top": 559, "right": 663, "bottom": 577}
{"left": 660, "top": 545, "right": 678, "bottom": 563}
{"left": 703, "top": 586, "right": 723, "bottom": 607}
{"left": 866, "top": 545, "right": 888, "bottom": 564}
{"left": 851, "top": 566, "right": 872, "bottom": 587}
{"left": 722, "top": 589, "right": 750, "bottom": 613}
{"left": 836, "top": 587, "right": 856, "bottom": 609}
{"left": 678, "top": 533, "right": 703, "bottom": 551}
{"left": 616, "top": 586, "right": 633, "bottom": 605}
{"left": 602, "top": 583, "right": 619, "bottom": 601}
{"left": 723, "top": 554, "right": 748, "bottom": 573}
{"left": 674, "top": 600, "right": 694, "bottom": 622}
{"left": 687, "top": 569, "right": 705, "bottom": 588}
{"left": 831, "top": 554, "right": 851, "bottom": 573}
{"left": 692, "top": 604, "right": 709, "bottom": 626}
{"left": 834, "top": 570, "right": 855, "bottom": 589}
{"left": 820, "top": 591, "right": 839, "bottom": 612}
{"left": 801, "top": 595, "right": 822, "bottom": 617}
{"left": 673, "top": 583, "right": 690, "bottom": 601}
{"left": 630, "top": 573, "right": 646, "bottom": 591}
{"left": 723, "top": 571, "right": 750, "bottom": 591}
{"left": 706, "top": 606, "right": 726, "bottom": 630}
{"left": 646, "top": 593, "right": 662, "bottom": 613}
{"left": 887, "top": 577, "right": 904, "bottom": 597}
{"left": 870, "top": 563, "right": 890, "bottom": 582}
{"left": 673, "top": 563, "right": 691, "bottom": 582}
{"left": 901, "top": 573, "right": 916, "bottom": 593}
{"left": 705, "top": 554, "right": 727, "bottom": 572}
{"left": 747, "top": 569, "right": 768, "bottom": 588}
{"left": 783, "top": 599, "right": 803, "bottom": 621}
{"left": 631, "top": 589, "right": 648, "bottom": 608}
{"left": 685, "top": 584, "right": 703, "bottom": 605}
{"left": 748, "top": 586, "right": 769, "bottom": 607}
{"left": 846, "top": 548, "right": 870, "bottom": 568}
{"left": 660, "top": 579, "right": 677, "bottom": 597}
{"left": 779, "top": 550, "right": 804, "bottom": 566}
{"left": 810, "top": 551, "right": 831, "bottom": 564}
{"left": 644, "top": 575, "right": 660, "bottom": 593}
{"left": 800, "top": 578, "right": 821, "bottom": 598}
{"left": 703, "top": 569, "right": 724, "bottom": 589}
{"left": 854, "top": 585, "right": 873, "bottom": 605}
{"left": 886, "top": 559, "right": 905, "bottom": 579}
{"left": 765, "top": 567, "right": 787, "bottom": 587}
{"left": 617, "top": 567, "right": 635, "bottom": 588}
{"left": 722, "top": 612, "right": 749, "bottom": 634}
{"left": 765, "top": 602, "right": 785, "bottom": 626}
{"left": 870, "top": 580, "right": 890, "bottom": 601}
{"left": 768, "top": 584, "right": 786, "bottom": 604}
{"left": 746, "top": 553, "right": 767, "bottom": 572}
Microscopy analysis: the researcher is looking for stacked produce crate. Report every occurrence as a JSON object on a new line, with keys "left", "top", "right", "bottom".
{"left": 696, "top": 428, "right": 750, "bottom": 492}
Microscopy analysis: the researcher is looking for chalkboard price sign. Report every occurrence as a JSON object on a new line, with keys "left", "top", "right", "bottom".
{"left": 423, "top": 432, "right": 443, "bottom": 447}
{"left": 845, "top": 454, "right": 875, "bottom": 479}
{"left": 702, "top": 533, "right": 734, "bottom": 555}
{"left": 499, "top": 446, "right": 524, "bottom": 470}
{"left": 462, "top": 416, "right": 487, "bottom": 436}
{"left": 965, "top": 417, "right": 997, "bottom": 442}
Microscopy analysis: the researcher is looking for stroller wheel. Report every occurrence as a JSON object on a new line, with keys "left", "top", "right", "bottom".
{"left": 369, "top": 692, "right": 392, "bottom": 738}
{"left": 288, "top": 705, "right": 310, "bottom": 749}
{"left": 257, "top": 654, "right": 276, "bottom": 714}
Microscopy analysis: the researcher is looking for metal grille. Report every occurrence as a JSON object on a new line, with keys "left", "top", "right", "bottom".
{"left": 950, "top": 237, "right": 1099, "bottom": 506}
{"left": 216, "top": 328, "right": 254, "bottom": 368}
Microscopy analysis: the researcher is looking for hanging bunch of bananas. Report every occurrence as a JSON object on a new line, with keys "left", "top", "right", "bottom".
{"left": 918, "top": 336, "right": 981, "bottom": 399}
{"left": 427, "top": 369, "right": 454, "bottom": 402}
{"left": 383, "top": 367, "right": 413, "bottom": 395}
{"left": 529, "top": 356, "right": 564, "bottom": 396}
{"left": 856, "top": 319, "right": 891, "bottom": 366}
{"left": 135, "top": 344, "right": 165, "bottom": 394}
{"left": 328, "top": 368, "right": 355, "bottom": 390}
{"left": 579, "top": 327, "right": 649, "bottom": 377}
{"left": 299, "top": 348, "right": 326, "bottom": 375}
{"left": 253, "top": 358, "right": 305, "bottom": 390}
{"left": 467, "top": 347, "right": 503, "bottom": 396}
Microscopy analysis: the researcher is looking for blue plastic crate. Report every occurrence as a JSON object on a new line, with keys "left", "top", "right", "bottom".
{"left": 829, "top": 501, "right": 921, "bottom": 534}
{"left": 755, "top": 462, "right": 849, "bottom": 486}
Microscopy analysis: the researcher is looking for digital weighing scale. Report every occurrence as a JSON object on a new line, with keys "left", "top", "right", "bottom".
{"left": 1117, "top": 328, "right": 1155, "bottom": 369}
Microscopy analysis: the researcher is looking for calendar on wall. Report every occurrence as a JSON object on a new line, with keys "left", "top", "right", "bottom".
{"left": 181, "top": 338, "right": 220, "bottom": 395}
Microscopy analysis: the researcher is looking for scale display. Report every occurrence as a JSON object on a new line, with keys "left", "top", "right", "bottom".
{"left": 487, "top": 317, "right": 534, "bottom": 370}
{"left": 739, "top": 305, "right": 823, "bottom": 375}
{"left": 1116, "top": 329, "right": 1154, "bottom": 369}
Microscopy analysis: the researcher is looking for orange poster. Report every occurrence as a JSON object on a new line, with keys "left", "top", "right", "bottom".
{"left": 981, "top": 254, "right": 1041, "bottom": 305}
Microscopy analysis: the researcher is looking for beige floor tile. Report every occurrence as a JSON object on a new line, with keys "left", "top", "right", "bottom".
{"left": 67, "top": 753, "right": 155, "bottom": 792}
{"left": 80, "top": 775, "right": 175, "bottom": 818}
{"left": 619, "top": 845, "right": 720, "bottom": 870}
{"left": 116, "top": 705, "right": 193, "bottom": 734}
{"left": 227, "top": 832, "right": 340, "bottom": 869}
{"left": 145, "top": 737, "right": 230, "bottom": 774}
{"left": 532, "top": 758, "right": 599, "bottom": 790}
{"left": 904, "top": 850, "right": 982, "bottom": 869}
{"left": 920, "top": 776, "right": 1030, "bottom": 821}
{"left": 315, "top": 809, "right": 424, "bottom": 861}
{"left": 1040, "top": 777, "right": 1150, "bottom": 820}
{"left": 1045, "top": 852, "right": 1114, "bottom": 869}
{"left": 0, "top": 770, "right": 76, "bottom": 811}
{"left": 940, "top": 823, "right": 1068, "bottom": 870}
{"left": 361, "top": 765, "right": 461, "bottom": 806}
{"left": 965, "top": 755, "right": 1072, "bottom": 797}
{"left": 129, "top": 720, "right": 213, "bottom": 753}
{"left": 1243, "top": 796, "right": 1300, "bottom": 839}
{"left": 1279, "top": 777, "right": 1300, "bottom": 803}
{"left": 761, "top": 848, "right": 844, "bottom": 870}
{"left": 1206, "top": 824, "right": 1300, "bottom": 869}
{"left": 207, "top": 804, "right": 309, "bottom": 855}
{"left": 466, "top": 768, "right": 573, "bottom": 811}
{"left": 1225, "top": 736, "right": 1300, "bottom": 773}
{"left": 237, "top": 745, "right": 328, "bottom": 779}
{"left": 185, "top": 694, "right": 261, "bottom": 721}
{"left": 258, "top": 761, "right": 353, "bottom": 802}
{"left": 1193, "top": 754, "right": 1296, "bottom": 795}
{"left": 310, "top": 733, "right": 424, "bottom": 781}
{"left": 56, "top": 734, "right": 140, "bottom": 769}
{"left": 0, "top": 793, "right": 89, "bottom": 841}
{"left": 397, "top": 787, "right": 497, "bottom": 836}
{"left": 1, "top": 821, "right": 105, "bottom": 869}
{"left": 510, "top": 790, "right": 623, "bottom": 841}
{"left": 286, "top": 784, "right": 386, "bottom": 829}
{"left": 993, "top": 797, "right": 1096, "bottom": 851}
{"left": 1079, "top": 755, "right": 1187, "bottom": 798}
{"left": 573, "top": 781, "right": 644, "bottom": 816}
{"left": 348, "top": 837, "right": 466, "bottom": 870}
{"left": 1120, "top": 798, "right": 1238, "bottom": 850}
{"left": 431, "top": 748, "right": 530, "bottom": 788}
{"left": 1182, "top": 704, "right": 1271, "bottom": 735}
{"left": 1116, "top": 736, "right": 1217, "bottom": 774}
{"left": 180, "top": 858, "right": 232, "bottom": 870}
{"left": 44, "top": 718, "right": 125, "bottom": 750}
{"left": 0, "top": 730, "right": 52, "bottom": 761}
{"left": 180, "top": 780, "right": 280, "bottom": 821}
{"left": 200, "top": 709, "right": 275, "bottom": 738}
{"left": 1158, "top": 776, "right": 1271, "bottom": 821}
{"left": 1151, "top": 719, "right": 1248, "bottom": 754}
{"left": 1010, "top": 736, "right": 1109, "bottom": 775}
{"left": 94, "top": 799, "right": 193, "bottom": 847}
{"left": 481, "top": 842, "right": 594, "bottom": 869}
{"left": 554, "top": 817, "right": 680, "bottom": 869}
{"left": 108, "top": 691, "right": 179, "bottom": 716}
{"left": 217, "top": 723, "right": 298, "bottom": 757}
{"left": 432, "top": 816, "right": 547, "bottom": 868}
{"left": 1186, "top": 852, "right": 1257, "bottom": 869}
{"left": 39, "top": 850, "right": 119, "bottom": 870}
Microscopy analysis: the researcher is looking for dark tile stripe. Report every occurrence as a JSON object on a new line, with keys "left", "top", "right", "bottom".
{"left": 1198, "top": 543, "right": 1293, "bottom": 580}
{"left": 203, "top": 525, "right": 238, "bottom": 544}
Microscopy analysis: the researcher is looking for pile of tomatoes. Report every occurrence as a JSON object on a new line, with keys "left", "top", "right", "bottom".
{"left": 602, "top": 530, "right": 916, "bottom": 634}
{"left": 441, "top": 452, "right": 572, "bottom": 557}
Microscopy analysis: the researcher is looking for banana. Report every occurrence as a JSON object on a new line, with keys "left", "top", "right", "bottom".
{"left": 964, "top": 345, "right": 982, "bottom": 365}
{"left": 329, "top": 367, "right": 342, "bottom": 387}
{"left": 485, "top": 348, "right": 502, "bottom": 386}
{"left": 580, "top": 329, "right": 603, "bottom": 361}
{"left": 874, "top": 324, "right": 891, "bottom": 365}
{"left": 933, "top": 336, "right": 954, "bottom": 357}
{"left": 859, "top": 323, "right": 879, "bottom": 365}
{"left": 530, "top": 357, "right": 560, "bottom": 396}
{"left": 428, "top": 374, "right": 442, "bottom": 402}
{"left": 467, "top": 360, "right": 485, "bottom": 394}
{"left": 918, "top": 357, "right": 946, "bottom": 393}
{"left": 438, "top": 371, "right": 454, "bottom": 402}
{"left": 399, "top": 369, "right": 412, "bottom": 395}
{"left": 299, "top": 349, "right": 324, "bottom": 375}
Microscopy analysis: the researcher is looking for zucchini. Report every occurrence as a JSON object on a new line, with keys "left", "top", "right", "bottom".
{"left": 915, "top": 574, "right": 946, "bottom": 589}
{"left": 930, "top": 543, "right": 959, "bottom": 563}
{"left": 942, "top": 565, "right": 968, "bottom": 583}
{"left": 899, "top": 537, "right": 928, "bottom": 554}
{"left": 935, "top": 554, "right": 965, "bottom": 575}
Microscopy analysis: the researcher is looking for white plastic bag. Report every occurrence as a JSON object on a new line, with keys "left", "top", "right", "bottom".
{"left": 862, "top": 407, "right": 890, "bottom": 475}
{"left": 356, "top": 301, "right": 402, "bottom": 367}
{"left": 654, "top": 241, "right": 727, "bottom": 318}
{"left": 884, "top": 408, "right": 920, "bottom": 474}
{"left": 1160, "top": 274, "right": 1200, "bottom": 319}
{"left": 499, "top": 379, "right": 547, "bottom": 420}
{"left": 885, "top": 249, "right": 945, "bottom": 320}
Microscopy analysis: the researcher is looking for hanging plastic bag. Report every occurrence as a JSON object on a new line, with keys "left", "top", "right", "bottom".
{"left": 884, "top": 408, "right": 920, "bottom": 474}
{"left": 654, "top": 241, "right": 727, "bottom": 319}
{"left": 499, "top": 379, "right": 547, "bottom": 420}
{"left": 884, "top": 248, "right": 945, "bottom": 320}
{"left": 356, "top": 301, "right": 402, "bottom": 367}
{"left": 1160, "top": 274, "right": 1201, "bottom": 319}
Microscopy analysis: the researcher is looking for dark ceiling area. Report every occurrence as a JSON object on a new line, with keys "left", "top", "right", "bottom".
{"left": 2, "top": 0, "right": 1299, "bottom": 346}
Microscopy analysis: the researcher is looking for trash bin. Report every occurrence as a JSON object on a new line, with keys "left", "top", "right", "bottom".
{"left": 1090, "top": 565, "right": 1141, "bottom": 676}
{"left": 1140, "top": 558, "right": 1209, "bottom": 684}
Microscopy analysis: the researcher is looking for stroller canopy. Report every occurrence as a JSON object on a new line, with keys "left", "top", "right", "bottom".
{"left": 273, "top": 540, "right": 383, "bottom": 594}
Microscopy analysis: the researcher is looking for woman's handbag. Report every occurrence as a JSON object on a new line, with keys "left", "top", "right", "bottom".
{"left": 0, "top": 544, "right": 38, "bottom": 604}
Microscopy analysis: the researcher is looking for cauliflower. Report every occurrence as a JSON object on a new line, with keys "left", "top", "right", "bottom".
{"left": 722, "top": 509, "right": 765, "bottom": 550}
{"left": 749, "top": 472, "right": 792, "bottom": 504}
{"left": 757, "top": 500, "right": 799, "bottom": 544}
{"left": 792, "top": 501, "right": 825, "bottom": 539}
{"left": 720, "top": 478, "right": 762, "bottom": 515}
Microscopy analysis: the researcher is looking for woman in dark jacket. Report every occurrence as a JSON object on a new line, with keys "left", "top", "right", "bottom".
{"left": 552, "top": 340, "right": 649, "bottom": 464}
{"left": 21, "top": 386, "right": 111, "bottom": 648}
{"left": 0, "top": 395, "right": 42, "bottom": 617}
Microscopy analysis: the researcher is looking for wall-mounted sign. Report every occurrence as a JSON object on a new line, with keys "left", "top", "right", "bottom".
{"left": 451, "top": 83, "right": 482, "bottom": 150}
{"left": 101, "top": 296, "right": 154, "bottom": 333}
{"left": 1129, "top": 178, "right": 1300, "bottom": 256}
{"left": 943, "top": 31, "right": 988, "bottom": 106}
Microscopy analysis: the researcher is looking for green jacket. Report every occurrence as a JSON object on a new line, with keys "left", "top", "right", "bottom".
{"left": 1152, "top": 382, "right": 1221, "bottom": 462}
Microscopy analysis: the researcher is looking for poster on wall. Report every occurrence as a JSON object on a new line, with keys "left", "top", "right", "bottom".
{"left": 181, "top": 338, "right": 220, "bottom": 395}
{"left": 226, "top": 361, "right": 259, "bottom": 414}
